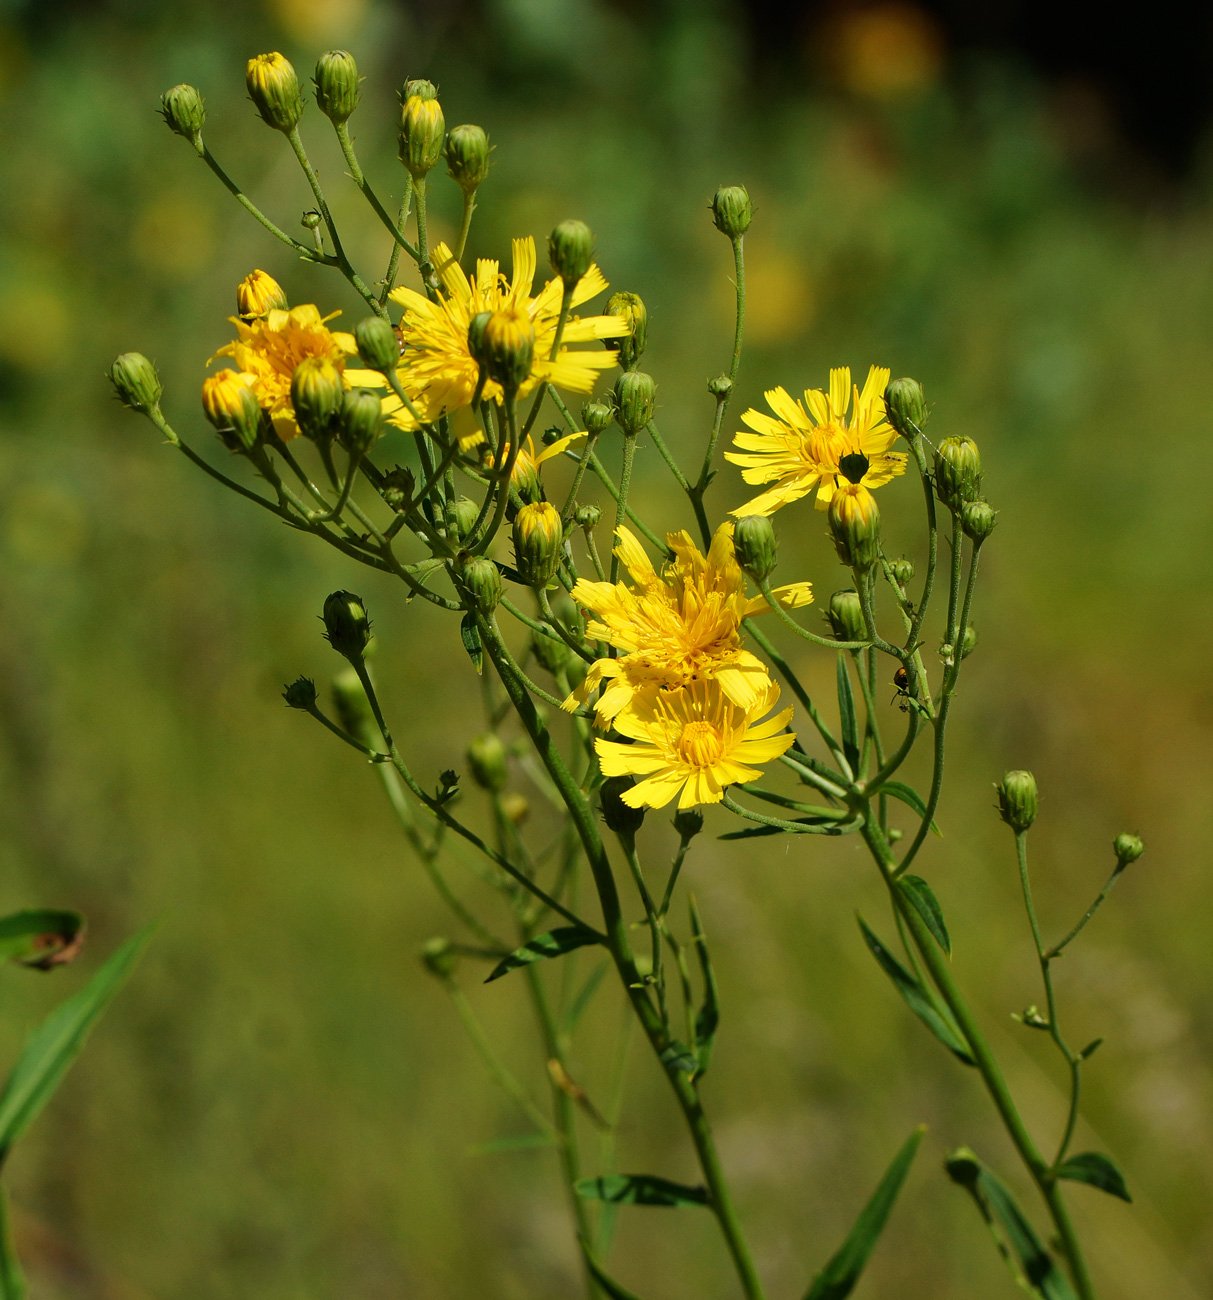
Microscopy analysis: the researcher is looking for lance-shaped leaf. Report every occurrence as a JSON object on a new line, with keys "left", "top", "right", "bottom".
{"left": 0, "top": 926, "right": 152, "bottom": 1165}
{"left": 1055, "top": 1152, "right": 1131, "bottom": 1202}
{"left": 836, "top": 656, "right": 860, "bottom": 774}
{"left": 460, "top": 611, "right": 483, "bottom": 674}
{"left": 897, "top": 876, "right": 951, "bottom": 955}
{"left": 484, "top": 926, "right": 602, "bottom": 983}
{"left": 946, "top": 1148, "right": 1078, "bottom": 1300}
{"left": 0, "top": 910, "right": 86, "bottom": 970}
{"left": 0, "top": 1185, "right": 25, "bottom": 1300}
{"left": 689, "top": 897, "right": 719, "bottom": 1075}
{"left": 804, "top": 1126, "right": 925, "bottom": 1300}
{"left": 857, "top": 917, "right": 973, "bottom": 1065}
{"left": 880, "top": 781, "right": 940, "bottom": 833}
{"left": 575, "top": 1174, "right": 711, "bottom": 1207}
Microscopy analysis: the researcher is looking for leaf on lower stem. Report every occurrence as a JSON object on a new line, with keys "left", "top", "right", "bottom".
{"left": 836, "top": 656, "right": 860, "bottom": 774}
{"left": 575, "top": 1174, "right": 711, "bottom": 1207}
{"left": 879, "top": 781, "right": 940, "bottom": 833}
{"left": 803, "top": 1125, "right": 925, "bottom": 1300}
{"left": 690, "top": 897, "right": 719, "bottom": 1076}
{"left": 484, "top": 926, "right": 602, "bottom": 982}
{"left": 897, "top": 876, "right": 951, "bottom": 955}
{"left": 460, "top": 611, "right": 483, "bottom": 674}
{"left": 1055, "top": 1152, "right": 1131, "bottom": 1202}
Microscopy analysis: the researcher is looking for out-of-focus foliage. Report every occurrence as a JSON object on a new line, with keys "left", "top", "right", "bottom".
{"left": 1, "top": 1, "right": 1211, "bottom": 1296}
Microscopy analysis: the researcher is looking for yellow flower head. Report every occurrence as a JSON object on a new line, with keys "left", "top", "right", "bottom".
{"left": 236, "top": 269, "right": 288, "bottom": 320}
{"left": 726, "top": 365, "right": 907, "bottom": 516}
{"left": 595, "top": 681, "right": 795, "bottom": 810}
{"left": 566, "top": 524, "right": 812, "bottom": 724}
{"left": 213, "top": 304, "right": 357, "bottom": 441}
{"left": 372, "top": 238, "right": 626, "bottom": 431}
{"left": 485, "top": 430, "right": 586, "bottom": 498}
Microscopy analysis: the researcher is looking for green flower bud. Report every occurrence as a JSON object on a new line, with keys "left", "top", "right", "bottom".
{"left": 445, "top": 123, "right": 491, "bottom": 193}
{"left": 380, "top": 466, "right": 415, "bottom": 513}
{"left": 420, "top": 936, "right": 457, "bottom": 980}
{"left": 707, "top": 374, "right": 734, "bottom": 398}
{"left": 934, "top": 436, "right": 983, "bottom": 512}
{"left": 889, "top": 557, "right": 914, "bottom": 585}
{"left": 826, "top": 589, "right": 866, "bottom": 642}
{"left": 448, "top": 495, "right": 480, "bottom": 541}
{"left": 960, "top": 624, "right": 978, "bottom": 658}
{"left": 474, "top": 308, "right": 535, "bottom": 398}
{"left": 236, "top": 269, "right": 288, "bottom": 320}
{"left": 1113, "top": 833, "right": 1144, "bottom": 868}
{"left": 575, "top": 504, "right": 601, "bottom": 528}
{"left": 354, "top": 315, "right": 401, "bottom": 371}
{"left": 160, "top": 84, "right": 206, "bottom": 143}
{"left": 604, "top": 291, "right": 647, "bottom": 370}
{"left": 467, "top": 733, "right": 508, "bottom": 792}
{"left": 513, "top": 501, "right": 565, "bottom": 588}
{"left": 614, "top": 370, "right": 656, "bottom": 435}
{"left": 110, "top": 352, "right": 163, "bottom": 412}
{"left": 200, "top": 370, "right": 261, "bottom": 451}
{"left": 458, "top": 556, "right": 503, "bottom": 613}
{"left": 246, "top": 52, "right": 304, "bottom": 133}
{"left": 600, "top": 776, "right": 645, "bottom": 837}
{"left": 960, "top": 499, "right": 997, "bottom": 544}
{"left": 301, "top": 210, "right": 323, "bottom": 232}
{"left": 581, "top": 400, "right": 613, "bottom": 434}
{"left": 673, "top": 807, "right": 704, "bottom": 841}
{"left": 500, "top": 792, "right": 529, "bottom": 825}
{"left": 732, "top": 514, "right": 778, "bottom": 583}
{"left": 997, "top": 770, "right": 1038, "bottom": 833}
{"left": 331, "top": 665, "right": 377, "bottom": 742}
{"left": 828, "top": 484, "right": 881, "bottom": 573}
{"left": 313, "top": 50, "right": 360, "bottom": 124}
{"left": 548, "top": 219, "right": 595, "bottom": 290}
{"left": 711, "top": 185, "right": 752, "bottom": 237}
{"left": 281, "top": 676, "right": 318, "bottom": 710}
{"left": 290, "top": 356, "right": 345, "bottom": 441}
{"left": 338, "top": 387, "right": 385, "bottom": 452}
{"left": 402, "top": 77, "right": 438, "bottom": 101}
{"left": 883, "top": 377, "right": 927, "bottom": 438}
{"left": 322, "top": 590, "right": 372, "bottom": 661}
{"left": 399, "top": 85, "right": 445, "bottom": 178}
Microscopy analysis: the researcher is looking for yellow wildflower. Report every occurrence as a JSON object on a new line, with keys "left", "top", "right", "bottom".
{"left": 487, "top": 431, "right": 586, "bottom": 499}
{"left": 726, "top": 365, "right": 907, "bottom": 516}
{"left": 213, "top": 304, "right": 357, "bottom": 441}
{"left": 595, "top": 681, "right": 795, "bottom": 810}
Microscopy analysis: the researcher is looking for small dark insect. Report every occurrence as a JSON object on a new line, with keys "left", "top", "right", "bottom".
{"left": 892, "top": 665, "right": 913, "bottom": 710}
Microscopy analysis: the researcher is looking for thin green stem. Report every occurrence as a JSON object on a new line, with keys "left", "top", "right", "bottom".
{"left": 609, "top": 434, "right": 638, "bottom": 584}
{"left": 195, "top": 141, "right": 323, "bottom": 260}
{"left": 334, "top": 121, "right": 421, "bottom": 267}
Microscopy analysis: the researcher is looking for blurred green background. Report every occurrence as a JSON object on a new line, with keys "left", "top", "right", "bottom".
{"left": 2, "top": 0, "right": 1212, "bottom": 1296}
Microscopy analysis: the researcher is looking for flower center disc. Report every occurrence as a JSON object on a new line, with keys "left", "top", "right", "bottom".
{"left": 677, "top": 720, "right": 725, "bottom": 768}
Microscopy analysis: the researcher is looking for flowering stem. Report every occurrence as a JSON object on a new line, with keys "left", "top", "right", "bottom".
{"left": 1045, "top": 863, "right": 1126, "bottom": 961}
{"left": 609, "top": 433, "right": 638, "bottom": 584}
{"left": 536, "top": 589, "right": 597, "bottom": 663}
{"left": 453, "top": 189, "right": 477, "bottom": 264}
{"left": 722, "top": 793, "right": 857, "bottom": 836}
{"left": 470, "top": 396, "right": 525, "bottom": 553}
{"left": 333, "top": 121, "right": 421, "bottom": 267}
{"left": 412, "top": 176, "right": 436, "bottom": 295}
{"left": 380, "top": 189, "right": 414, "bottom": 307}
{"left": 905, "top": 429, "right": 940, "bottom": 654}
{"left": 757, "top": 578, "right": 868, "bottom": 651}
{"left": 194, "top": 142, "right": 323, "bottom": 261}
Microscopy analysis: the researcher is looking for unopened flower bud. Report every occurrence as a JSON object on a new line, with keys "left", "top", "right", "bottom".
{"left": 160, "top": 84, "right": 206, "bottom": 143}
{"left": 711, "top": 185, "right": 752, "bottom": 238}
{"left": 935, "top": 436, "right": 982, "bottom": 512}
{"left": 600, "top": 776, "right": 645, "bottom": 837}
{"left": 448, "top": 496, "right": 479, "bottom": 541}
{"left": 673, "top": 807, "right": 704, "bottom": 841}
{"left": 282, "top": 676, "right": 318, "bottom": 710}
{"left": 399, "top": 83, "right": 445, "bottom": 178}
{"left": 201, "top": 370, "right": 261, "bottom": 450}
{"left": 960, "top": 499, "right": 997, "bottom": 544}
{"left": 313, "top": 50, "right": 360, "bottom": 124}
{"left": 513, "top": 501, "right": 565, "bottom": 588}
{"left": 458, "top": 556, "right": 503, "bottom": 613}
{"left": 732, "top": 515, "right": 778, "bottom": 583}
{"left": 884, "top": 377, "right": 927, "bottom": 438}
{"left": 707, "top": 374, "right": 734, "bottom": 398}
{"left": 1113, "top": 833, "right": 1144, "bottom": 868}
{"left": 997, "top": 770, "right": 1038, "bottom": 833}
{"left": 614, "top": 370, "right": 656, "bottom": 435}
{"left": 474, "top": 308, "right": 535, "bottom": 397}
{"left": 236, "top": 269, "right": 288, "bottom": 320}
{"left": 420, "top": 936, "right": 457, "bottom": 980}
{"left": 445, "top": 123, "right": 491, "bottom": 193}
{"left": 467, "top": 733, "right": 508, "bottom": 791}
{"left": 354, "top": 315, "right": 400, "bottom": 371}
{"left": 960, "top": 624, "right": 978, "bottom": 658}
{"left": 826, "top": 589, "right": 866, "bottom": 642}
{"left": 548, "top": 220, "right": 595, "bottom": 290}
{"left": 301, "top": 210, "right": 322, "bottom": 232}
{"left": 246, "top": 52, "right": 304, "bottom": 133}
{"left": 290, "top": 356, "right": 345, "bottom": 441}
{"left": 322, "top": 590, "right": 372, "bottom": 661}
{"left": 581, "top": 401, "right": 613, "bottom": 434}
{"left": 604, "top": 291, "right": 647, "bottom": 370}
{"left": 338, "top": 388, "right": 385, "bottom": 452}
{"left": 889, "top": 557, "right": 914, "bottom": 585}
{"left": 331, "top": 665, "right": 377, "bottom": 741}
{"left": 500, "top": 792, "right": 529, "bottom": 824}
{"left": 828, "top": 484, "right": 881, "bottom": 572}
{"left": 110, "top": 352, "right": 163, "bottom": 412}
{"left": 575, "top": 504, "right": 601, "bottom": 528}
{"left": 380, "top": 466, "right": 414, "bottom": 512}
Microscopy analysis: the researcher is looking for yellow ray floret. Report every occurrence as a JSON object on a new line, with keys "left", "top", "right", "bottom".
{"left": 565, "top": 523, "right": 812, "bottom": 723}
{"left": 212, "top": 304, "right": 358, "bottom": 441}
{"left": 726, "top": 365, "right": 907, "bottom": 516}
{"left": 595, "top": 680, "right": 795, "bottom": 810}
{"left": 366, "top": 238, "right": 626, "bottom": 431}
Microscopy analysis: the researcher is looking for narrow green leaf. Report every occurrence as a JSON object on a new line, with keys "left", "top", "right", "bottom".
{"left": 857, "top": 918, "right": 973, "bottom": 1065}
{"left": 689, "top": 897, "right": 719, "bottom": 1076}
{"left": 1079, "top": 1038, "right": 1103, "bottom": 1061}
{"left": 0, "top": 927, "right": 152, "bottom": 1163}
{"left": 897, "top": 876, "right": 951, "bottom": 955}
{"left": 1055, "top": 1152, "right": 1131, "bottom": 1202}
{"left": 804, "top": 1126, "right": 925, "bottom": 1300}
{"left": 582, "top": 1242, "right": 645, "bottom": 1300}
{"left": 946, "top": 1149, "right": 1078, "bottom": 1300}
{"left": 0, "top": 1185, "right": 26, "bottom": 1300}
{"left": 836, "top": 656, "right": 860, "bottom": 773}
{"left": 880, "top": 782, "right": 940, "bottom": 833}
{"left": 460, "top": 611, "right": 483, "bottom": 675}
{"left": 484, "top": 926, "right": 602, "bottom": 983}
{"left": 0, "top": 911, "right": 86, "bottom": 970}
{"left": 575, "top": 1174, "right": 710, "bottom": 1208}
{"left": 718, "top": 815, "right": 844, "bottom": 841}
